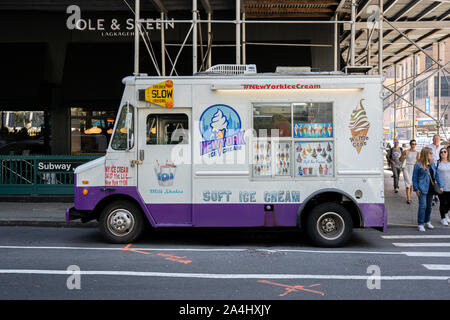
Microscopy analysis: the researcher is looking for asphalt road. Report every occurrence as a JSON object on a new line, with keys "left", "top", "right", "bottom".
{"left": 0, "top": 225, "right": 449, "bottom": 302}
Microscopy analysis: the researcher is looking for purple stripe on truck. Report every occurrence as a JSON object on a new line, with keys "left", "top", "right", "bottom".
{"left": 72, "top": 184, "right": 387, "bottom": 229}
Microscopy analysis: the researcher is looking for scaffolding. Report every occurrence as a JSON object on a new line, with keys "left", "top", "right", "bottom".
{"left": 129, "top": 0, "right": 449, "bottom": 138}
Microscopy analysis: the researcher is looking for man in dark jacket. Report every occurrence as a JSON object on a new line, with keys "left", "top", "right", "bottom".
{"left": 386, "top": 139, "right": 403, "bottom": 193}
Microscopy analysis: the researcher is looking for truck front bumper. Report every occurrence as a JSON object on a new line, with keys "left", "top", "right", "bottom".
{"left": 65, "top": 206, "right": 93, "bottom": 222}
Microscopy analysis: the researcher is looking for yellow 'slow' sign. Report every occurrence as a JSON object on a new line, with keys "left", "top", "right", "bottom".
{"left": 144, "top": 80, "right": 174, "bottom": 108}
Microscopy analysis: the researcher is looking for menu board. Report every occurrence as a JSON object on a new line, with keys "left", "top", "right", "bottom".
{"left": 293, "top": 123, "right": 333, "bottom": 138}
{"left": 294, "top": 141, "right": 334, "bottom": 177}
{"left": 275, "top": 142, "right": 291, "bottom": 176}
{"left": 252, "top": 141, "right": 272, "bottom": 177}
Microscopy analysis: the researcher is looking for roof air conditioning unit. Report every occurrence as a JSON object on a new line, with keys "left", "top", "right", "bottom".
{"left": 205, "top": 64, "right": 257, "bottom": 75}
{"left": 275, "top": 66, "right": 311, "bottom": 73}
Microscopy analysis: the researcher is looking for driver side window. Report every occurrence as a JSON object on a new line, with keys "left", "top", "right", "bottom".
{"left": 147, "top": 114, "right": 189, "bottom": 145}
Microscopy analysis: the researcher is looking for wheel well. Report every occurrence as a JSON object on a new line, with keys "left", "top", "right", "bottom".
{"left": 298, "top": 191, "right": 363, "bottom": 229}
{"left": 91, "top": 194, "right": 151, "bottom": 226}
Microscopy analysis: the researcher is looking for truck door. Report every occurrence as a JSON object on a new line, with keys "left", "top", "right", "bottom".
{"left": 105, "top": 102, "right": 137, "bottom": 192}
{"left": 137, "top": 108, "right": 192, "bottom": 226}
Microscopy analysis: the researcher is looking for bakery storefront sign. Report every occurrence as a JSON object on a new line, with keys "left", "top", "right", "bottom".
{"left": 66, "top": 5, "right": 175, "bottom": 37}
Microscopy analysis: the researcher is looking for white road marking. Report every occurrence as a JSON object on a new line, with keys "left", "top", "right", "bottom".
{"left": 382, "top": 235, "right": 450, "bottom": 239}
{"left": 0, "top": 245, "right": 402, "bottom": 255}
{"left": 423, "top": 264, "right": 450, "bottom": 271}
{"left": 1, "top": 245, "right": 450, "bottom": 259}
{"left": 0, "top": 269, "right": 448, "bottom": 281}
{"left": 403, "top": 252, "right": 450, "bottom": 257}
{"left": 393, "top": 243, "right": 450, "bottom": 247}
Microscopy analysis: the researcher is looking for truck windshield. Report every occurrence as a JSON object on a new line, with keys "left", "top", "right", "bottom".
{"left": 111, "top": 104, "right": 135, "bottom": 150}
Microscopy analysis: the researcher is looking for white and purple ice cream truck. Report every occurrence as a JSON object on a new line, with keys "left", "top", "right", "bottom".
{"left": 66, "top": 65, "right": 387, "bottom": 247}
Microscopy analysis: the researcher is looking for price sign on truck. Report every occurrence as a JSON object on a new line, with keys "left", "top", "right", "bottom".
{"left": 145, "top": 80, "right": 174, "bottom": 108}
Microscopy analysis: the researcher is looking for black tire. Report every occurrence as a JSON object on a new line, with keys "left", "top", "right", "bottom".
{"left": 99, "top": 200, "right": 145, "bottom": 244}
{"left": 305, "top": 202, "right": 353, "bottom": 247}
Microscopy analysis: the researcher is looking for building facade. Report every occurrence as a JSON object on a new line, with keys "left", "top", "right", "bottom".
{"left": 0, "top": 1, "right": 340, "bottom": 156}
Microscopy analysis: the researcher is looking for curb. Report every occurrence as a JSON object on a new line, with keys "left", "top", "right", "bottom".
{"left": 0, "top": 221, "right": 98, "bottom": 228}
{"left": 0, "top": 220, "right": 421, "bottom": 229}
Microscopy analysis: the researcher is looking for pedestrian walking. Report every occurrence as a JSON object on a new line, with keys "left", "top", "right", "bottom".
{"left": 427, "top": 134, "right": 443, "bottom": 206}
{"left": 400, "top": 139, "right": 419, "bottom": 204}
{"left": 386, "top": 139, "right": 403, "bottom": 193}
{"left": 436, "top": 148, "right": 450, "bottom": 226}
{"left": 412, "top": 147, "right": 443, "bottom": 232}
{"left": 427, "top": 134, "right": 443, "bottom": 165}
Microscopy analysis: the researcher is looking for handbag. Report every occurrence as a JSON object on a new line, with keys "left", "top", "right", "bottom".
{"left": 426, "top": 166, "right": 443, "bottom": 195}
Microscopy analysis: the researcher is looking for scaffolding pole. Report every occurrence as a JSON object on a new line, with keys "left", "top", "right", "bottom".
{"left": 134, "top": 0, "right": 140, "bottom": 75}
{"left": 350, "top": 0, "right": 356, "bottom": 66}
{"left": 378, "top": 0, "right": 383, "bottom": 75}
{"left": 394, "top": 64, "right": 397, "bottom": 139}
{"left": 412, "top": 54, "right": 416, "bottom": 138}
{"left": 193, "top": 0, "right": 198, "bottom": 74}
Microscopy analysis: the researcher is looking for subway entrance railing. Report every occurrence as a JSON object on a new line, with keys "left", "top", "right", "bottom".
{"left": 0, "top": 155, "right": 102, "bottom": 195}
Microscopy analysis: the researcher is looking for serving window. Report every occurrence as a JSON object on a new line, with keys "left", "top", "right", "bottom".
{"left": 252, "top": 102, "right": 334, "bottom": 179}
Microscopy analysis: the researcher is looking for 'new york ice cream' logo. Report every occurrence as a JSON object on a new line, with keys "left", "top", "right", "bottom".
{"left": 154, "top": 160, "right": 176, "bottom": 186}
{"left": 349, "top": 99, "right": 370, "bottom": 154}
{"left": 199, "top": 104, "right": 245, "bottom": 158}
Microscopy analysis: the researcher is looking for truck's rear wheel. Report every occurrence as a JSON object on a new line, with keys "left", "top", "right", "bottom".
{"left": 305, "top": 202, "right": 353, "bottom": 247}
{"left": 99, "top": 201, "right": 145, "bottom": 244}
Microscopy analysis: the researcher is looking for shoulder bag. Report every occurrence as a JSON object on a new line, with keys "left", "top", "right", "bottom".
{"left": 426, "top": 166, "right": 442, "bottom": 195}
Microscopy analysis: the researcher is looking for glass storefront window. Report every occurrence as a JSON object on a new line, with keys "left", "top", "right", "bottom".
{"left": 0, "top": 111, "right": 47, "bottom": 155}
{"left": 71, "top": 107, "right": 116, "bottom": 154}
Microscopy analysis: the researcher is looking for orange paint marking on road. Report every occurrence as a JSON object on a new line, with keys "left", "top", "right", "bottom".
{"left": 157, "top": 252, "right": 192, "bottom": 264}
{"left": 258, "top": 280, "right": 325, "bottom": 296}
{"left": 121, "top": 244, "right": 192, "bottom": 264}
{"left": 121, "top": 243, "right": 152, "bottom": 255}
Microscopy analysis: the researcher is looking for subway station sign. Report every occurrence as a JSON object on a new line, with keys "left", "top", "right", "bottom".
{"left": 144, "top": 80, "right": 174, "bottom": 109}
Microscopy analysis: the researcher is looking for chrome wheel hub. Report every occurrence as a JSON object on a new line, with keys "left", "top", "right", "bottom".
{"left": 107, "top": 209, "right": 134, "bottom": 237}
{"left": 316, "top": 212, "right": 345, "bottom": 241}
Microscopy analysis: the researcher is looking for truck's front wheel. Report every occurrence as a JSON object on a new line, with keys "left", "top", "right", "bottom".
{"left": 305, "top": 202, "right": 353, "bottom": 247}
{"left": 99, "top": 201, "right": 145, "bottom": 244}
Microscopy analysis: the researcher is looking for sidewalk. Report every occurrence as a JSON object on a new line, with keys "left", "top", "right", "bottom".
{"left": 383, "top": 169, "right": 443, "bottom": 228}
{"left": 0, "top": 171, "right": 445, "bottom": 228}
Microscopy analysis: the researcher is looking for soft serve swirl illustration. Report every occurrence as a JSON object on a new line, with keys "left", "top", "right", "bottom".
{"left": 349, "top": 99, "right": 370, "bottom": 154}
{"left": 199, "top": 104, "right": 245, "bottom": 158}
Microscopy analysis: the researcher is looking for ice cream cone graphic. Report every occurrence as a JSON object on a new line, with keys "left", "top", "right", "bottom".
{"left": 211, "top": 109, "right": 228, "bottom": 155}
{"left": 216, "top": 129, "right": 225, "bottom": 140}
{"left": 349, "top": 99, "right": 370, "bottom": 154}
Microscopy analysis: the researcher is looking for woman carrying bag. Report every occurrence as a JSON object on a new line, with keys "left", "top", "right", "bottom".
{"left": 437, "top": 148, "right": 450, "bottom": 226}
{"left": 412, "top": 147, "right": 443, "bottom": 232}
